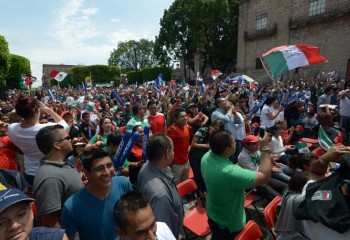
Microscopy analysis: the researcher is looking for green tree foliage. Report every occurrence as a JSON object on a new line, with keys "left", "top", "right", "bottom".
{"left": 70, "top": 65, "right": 120, "bottom": 86}
{"left": 155, "top": 0, "right": 239, "bottom": 73}
{"left": 0, "top": 35, "right": 10, "bottom": 88}
{"left": 6, "top": 54, "right": 31, "bottom": 89}
{"left": 142, "top": 67, "right": 171, "bottom": 82}
{"left": 154, "top": 0, "right": 196, "bottom": 71}
{"left": 126, "top": 67, "right": 172, "bottom": 84}
{"left": 108, "top": 39, "right": 162, "bottom": 73}
{"left": 126, "top": 71, "right": 143, "bottom": 84}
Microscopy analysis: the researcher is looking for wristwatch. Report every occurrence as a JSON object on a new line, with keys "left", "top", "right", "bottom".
{"left": 260, "top": 146, "right": 271, "bottom": 154}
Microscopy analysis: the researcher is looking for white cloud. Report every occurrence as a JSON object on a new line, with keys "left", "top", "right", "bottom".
{"left": 111, "top": 18, "right": 120, "bottom": 23}
{"left": 53, "top": 0, "right": 99, "bottom": 46}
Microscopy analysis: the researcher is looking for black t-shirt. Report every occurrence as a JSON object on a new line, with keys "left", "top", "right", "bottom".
{"left": 78, "top": 122, "right": 96, "bottom": 140}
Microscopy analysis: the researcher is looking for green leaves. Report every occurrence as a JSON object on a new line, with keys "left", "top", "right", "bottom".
{"left": 7, "top": 54, "right": 31, "bottom": 89}
{"left": 108, "top": 39, "right": 162, "bottom": 73}
{"left": 155, "top": 0, "right": 239, "bottom": 74}
{"left": 0, "top": 35, "right": 10, "bottom": 87}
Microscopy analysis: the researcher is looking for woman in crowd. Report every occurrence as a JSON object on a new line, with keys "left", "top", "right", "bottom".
{"left": 7, "top": 95, "right": 68, "bottom": 185}
{"left": 270, "top": 124, "right": 294, "bottom": 164}
{"left": 189, "top": 120, "right": 224, "bottom": 194}
{"left": 187, "top": 103, "right": 209, "bottom": 143}
{"left": 260, "top": 96, "right": 284, "bottom": 129}
{"left": 127, "top": 125, "right": 145, "bottom": 187}
{"left": 84, "top": 116, "right": 113, "bottom": 151}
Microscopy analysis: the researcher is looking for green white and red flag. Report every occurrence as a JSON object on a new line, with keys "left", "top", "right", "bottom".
{"left": 211, "top": 70, "right": 222, "bottom": 81}
{"left": 262, "top": 44, "right": 327, "bottom": 77}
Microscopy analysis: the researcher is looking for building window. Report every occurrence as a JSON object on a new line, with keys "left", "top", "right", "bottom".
{"left": 309, "top": 0, "right": 326, "bottom": 16}
{"left": 256, "top": 13, "right": 267, "bottom": 31}
{"left": 256, "top": 58, "right": 263, "bottom": 69}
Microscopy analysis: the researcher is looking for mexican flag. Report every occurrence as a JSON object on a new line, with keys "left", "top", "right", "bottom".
{"left": 296, "top": 142, "right": 309, "bottom": 153}
{"left": 49, "top": 70, "right": 69, "bottom": 82}
{"left": 181, "top": 79, "right": 189, "bottom": 91}
{"left": 262, "top": 44, "right": 327, "bottom": 77}
{"left": 211, "top": 70, "right": 222, "bottom": 81}
{"left": 318, "top": 126, "right": 334, "bottom": 150}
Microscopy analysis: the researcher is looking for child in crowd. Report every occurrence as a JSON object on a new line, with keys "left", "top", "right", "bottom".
{"left": 303, "top": 112, "right": 318, "bottom": 138}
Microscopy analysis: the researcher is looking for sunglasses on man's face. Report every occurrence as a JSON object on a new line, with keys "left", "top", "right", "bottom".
{"left": 55, "top": 136, "right": 71, "bottom": 143}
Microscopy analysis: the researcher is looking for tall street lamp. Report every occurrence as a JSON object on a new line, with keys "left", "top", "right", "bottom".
{"left": 133, "top": 41, "right": 138, "bottom": 72}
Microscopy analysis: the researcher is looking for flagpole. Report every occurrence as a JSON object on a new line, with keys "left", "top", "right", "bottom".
{"left": 260, "top": 57, "right": 275, "bottom": 83}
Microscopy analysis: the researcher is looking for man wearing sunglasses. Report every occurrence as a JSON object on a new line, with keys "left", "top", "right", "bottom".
{"left": 33, "top": 125, "right": 84, "bottom": 228}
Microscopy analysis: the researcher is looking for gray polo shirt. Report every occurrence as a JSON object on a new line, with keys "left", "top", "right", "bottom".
{"left": 137, "top": 162, "right": 184, "bottom": 239}
{"left": 33, "top": 160, "right": 84, "bottom": 215}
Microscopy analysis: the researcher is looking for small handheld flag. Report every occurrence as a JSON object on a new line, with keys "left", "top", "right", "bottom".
{"left": 211, "top": 70, "right": 222, "bottom": 81}
{"left": 111, "top": 91, "right": 125, "bottom": 107}
{"left": 141, "top": 126, "right": 150, "bottom": 162}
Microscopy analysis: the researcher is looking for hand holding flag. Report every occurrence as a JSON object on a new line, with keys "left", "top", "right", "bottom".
{"left": 211, "top": 70, "right": 222, "bottom": 81}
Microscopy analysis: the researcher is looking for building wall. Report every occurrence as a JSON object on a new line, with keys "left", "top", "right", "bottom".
{"left": 42, "top": 64, "right": 77, "bottom": 87}
{"left": 237, "top": 0, "right": 350, "bottom": 82}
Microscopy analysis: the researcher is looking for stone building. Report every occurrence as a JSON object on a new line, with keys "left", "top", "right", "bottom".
{"left": 41, "top": 64, "right": 77, "bottom": 87}
{"left": 237, "top": 0, "right": 350, "bottom": 82}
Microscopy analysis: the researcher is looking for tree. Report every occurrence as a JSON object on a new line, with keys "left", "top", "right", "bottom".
{"left": 154, "top": 0, "right": 197, "bottom": 75}
{"left": 108, "top": 39, "right": 162, "bottom": 73}
{"left": 6, "top": 54, "right": 31, "bottom": 89}
{"left": 0, "top": 35, "right": 10, "bottom": 88}
{"left": 155, "top": 0, "right": 239, "bottom": 74}
{"left": 70, "top": 65, "right": 121, "bottom": 86}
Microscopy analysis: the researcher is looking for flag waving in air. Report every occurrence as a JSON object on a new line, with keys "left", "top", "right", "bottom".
{"left": 211, "top": 70, "right": 222, "bottom": 81}
{"left": 155, "top": 73, "right": 162, "bottom": 87}
{"left": 197, "top": 72, "right": 206, "bottom": 93}
{"left": 49, "top": 71, "right": 69, "bottom": 82}
{"left": 262, "top": 44, "right": 327, "bottom": 77}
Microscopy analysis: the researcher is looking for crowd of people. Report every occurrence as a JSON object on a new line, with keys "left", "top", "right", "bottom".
{"left": 0, "top": 73, "right": 350, "bottom": 240}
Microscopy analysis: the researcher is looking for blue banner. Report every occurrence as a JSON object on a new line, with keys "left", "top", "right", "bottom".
{"left": 114, "top": 131, "right": 132, "bottom": 168}
{"left": 141, "top": 126, "right": 150, "bottom": 162}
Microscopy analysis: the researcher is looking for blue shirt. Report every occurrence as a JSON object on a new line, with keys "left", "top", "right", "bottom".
{"left": 61, "top": 176, "right": 132, "bottom": 240}
{"left": 211, "top": 108, "right": 242, "bottom": 136}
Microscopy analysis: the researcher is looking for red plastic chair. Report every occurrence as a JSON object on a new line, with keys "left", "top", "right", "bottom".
{"left": 30, "top": 202, "right": 38, "bottom": 216}
{"left": 177, "top": 179, "right": 211, "bottom": 239}
{"left": 312, "top": 147, "right": 326, "bottom": 157}
{"left": 234, "top": 220, "right": 263, "bottom": 240}
{"left": 301, "top": 137, "right": 319, "bottom": 144}
{"left": 188, "top": 167, "right": 194, "bottom": 179}
{"left": 264, "top": 196, "right": 282, "bottom": 239}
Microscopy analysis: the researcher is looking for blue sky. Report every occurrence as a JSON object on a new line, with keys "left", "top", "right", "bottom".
{"left": 0, "top": 0, "right": 174, "bottom": 86}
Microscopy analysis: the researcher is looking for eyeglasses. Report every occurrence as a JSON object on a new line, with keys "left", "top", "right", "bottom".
{"left": 93, "top": 162, "right": 114, "bottom": 173}
{"left": 54, "top": 136, "right": 71, "bottom": 143}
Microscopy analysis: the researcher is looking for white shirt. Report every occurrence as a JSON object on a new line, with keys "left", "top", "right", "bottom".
{"left": 260, "top": 105, "right": 275, "bottom": 128}
{"left": 270, "top": 135, "right": 286, "bottom": 155}
{"left": 234, "top": 112, "right": 246, "bottom": 140}
{"left": 115, "top": 222, "right": 176, "bottom": 240}
{"left": 272, "top": 107, "right": 284, "bottom": 122}
{"left": 8, "top": 120, "right": 69, "bottom": 176}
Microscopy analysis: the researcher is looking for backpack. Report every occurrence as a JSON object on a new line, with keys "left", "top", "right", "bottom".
{"left": 294, "top": 154, "right": 350, "bottom": 233}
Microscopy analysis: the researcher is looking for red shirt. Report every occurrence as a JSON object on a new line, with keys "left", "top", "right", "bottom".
{"left": 148, "top": 113, "right": 166, "bottom": 133}
{"left": 166, "top": 124, "right": 190, "bottom": 165}
{"left": 0, "top": 136, "right": 17, "bottom": 170}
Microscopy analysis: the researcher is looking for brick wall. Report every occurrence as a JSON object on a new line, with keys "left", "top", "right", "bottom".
{"left": 237, "top": 0, "right": 350, "bottom": 82}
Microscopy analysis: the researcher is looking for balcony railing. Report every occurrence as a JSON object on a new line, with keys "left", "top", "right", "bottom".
{"left": 289, "top": 0, "right": 350, "bottom": 29}
{"left": 244, "top": 22, "right": 277, "bottom": 40}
